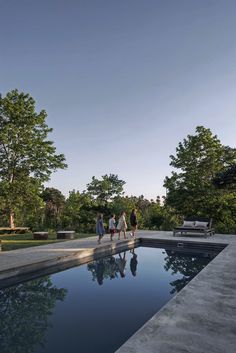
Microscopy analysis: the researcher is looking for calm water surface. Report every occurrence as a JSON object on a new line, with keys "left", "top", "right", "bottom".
{"left": 0, "top": 246, "right": 216, "bottom": 353}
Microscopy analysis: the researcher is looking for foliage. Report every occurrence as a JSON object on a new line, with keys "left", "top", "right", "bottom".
{"left": 164, "top": 126, "right": 236, "bottom": 231}
{"left": 41, "top": 187, "right": 65, "bottom": 229}
{"left": 87, "top": 174, "right": 125, "bottom": 204}
{"left": 213, "top": 164, "right": 236, "bottom": 189}
{"left": 142, "top": 201, "right": 164, "bottom": 230}
{"left": 61, "top": 190, "right": 98, "bottom": 232}
{"left": 0, "top": 89, "right": 67, "bottom": 227}
{"left": 109, "top": 196, "right": 136, "bottom": 224}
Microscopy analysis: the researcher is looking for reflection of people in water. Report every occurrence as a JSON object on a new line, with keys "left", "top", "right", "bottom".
{"left": 96, "top": 260, "right": 105, "bottom": 285}
{"left": 130, "top": 249, "right": 138, "bottom": 276}
{"left": 116, "top": 252, "right": 127, "bottom": 278}
{"left": 109, "top": 256, "right": 117, "bottom": 279}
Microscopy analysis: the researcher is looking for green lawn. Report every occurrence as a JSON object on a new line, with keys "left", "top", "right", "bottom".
{"left": 0, "top": 232, "right": 95, "bottom": 251}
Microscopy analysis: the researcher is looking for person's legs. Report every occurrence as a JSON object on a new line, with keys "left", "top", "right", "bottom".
{"left": 98, "top": 234, "right": 102, "bottom": 244}
{"left": 110, "top": 230, "right": 113, "bottom": 241}
{"left": 132, "top": 225, "right": 137, "bottom": 237}
{"left": 124, "top": 230, "right": 126, "bottom": 239}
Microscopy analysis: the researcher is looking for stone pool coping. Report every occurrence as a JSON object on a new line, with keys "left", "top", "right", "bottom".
{"left": 0, "top": 231, "right": 235, "bottom": 352}
{"left": 116, "top": 231, "right": 236, "bottom": 353}
{"left": 0, "top": 235, "right": 139, "bottom": 288}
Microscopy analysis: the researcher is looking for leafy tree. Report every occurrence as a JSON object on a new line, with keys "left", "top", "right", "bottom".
{"left": 0, "top": 178, "right": 44, "bottom": 228}
{"left": 86, "top": 174, "right": 125, "bottom": 205}
{"left": 0, "top": 90, "right": 67, "bottom": 227}
{"left": 41, "top": 187, "right": 65, "bottom": 229}
{"left": 110, "top": 195, "right": 136, "bottom": 226}
{"left": 164, "top": 126, "right": 236, "bottom": 229}
{"left": 86, "top": 174, "right": 126, "bottom": 219}
{"left": 62, "top": 190, "right": 97, "bottom": 232}
{"left": 142, "top": 201, "right": 164, "bottom": 230}
{"left": 160, "top": 204, "right": 181, "bottom": 231}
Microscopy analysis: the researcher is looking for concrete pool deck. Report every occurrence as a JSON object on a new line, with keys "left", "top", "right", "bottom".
{"left": 0, "top": 231, "right": 236, "bottom": 352}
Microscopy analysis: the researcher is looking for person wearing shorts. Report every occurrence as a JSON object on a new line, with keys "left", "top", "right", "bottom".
{"left": 109, "top": 214, "right": 116, "bottom": 241}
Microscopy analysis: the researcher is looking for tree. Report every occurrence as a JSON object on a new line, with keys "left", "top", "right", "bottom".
{"left": 87, "top": 174, "right": 125, "bottom": 202}
{"left": 164, "top": 126, "right": 236, "bottom": 229}
{"left": 41, "top": 187, "right": 65, "bottom": 229}
{"left": 142, "top": 201, "right": 164, "bottom": 230}
{"left": 0, "top": 90, "right": 67, "bottom": 227}
{"left": 86, "top": 174, "right": 125, "bottom": 216}
{"left": 110, "top": 195, "right": 136, "bottom": 225}
{"left": 62, "top": 190, "right": 97, "bottom": 232}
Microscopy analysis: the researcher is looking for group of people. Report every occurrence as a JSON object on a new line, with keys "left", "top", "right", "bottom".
{"left": 96, "top": 209, "right": 138, "bottom": 244}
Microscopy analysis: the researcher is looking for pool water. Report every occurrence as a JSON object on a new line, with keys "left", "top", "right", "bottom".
{"left": 0, "top": 246, "right": 217, "bottom": 353}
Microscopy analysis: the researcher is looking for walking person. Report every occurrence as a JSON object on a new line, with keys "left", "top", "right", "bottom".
{"left": 109, "top": 214, "right": 116, "bottom": 241}
{"left": 117, "top": 211, "right": 127, "bottom": 240}
{"left": 130, "top": 209, "right": 138, "bottom": 238}
{"left": 96, "top": 213, "right": 105, "bottom": 244}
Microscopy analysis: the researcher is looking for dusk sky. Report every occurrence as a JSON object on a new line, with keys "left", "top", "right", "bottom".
{"left": 1, "top": 0, "right": 236, "bottom": 199}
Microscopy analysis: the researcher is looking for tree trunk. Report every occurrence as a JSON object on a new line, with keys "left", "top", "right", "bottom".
{"left": 10, "top": 211, "right": 15, "bottom": 228}
{"left": 9, "top": 174, "right": 15, "bottom": 228}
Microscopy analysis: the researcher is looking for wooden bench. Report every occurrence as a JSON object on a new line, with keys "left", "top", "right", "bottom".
{"left": 0, "top": 227, "right": 30, "bottom": 234}
{"left": 173, "top": 218, "right": 215, "bottom": 238}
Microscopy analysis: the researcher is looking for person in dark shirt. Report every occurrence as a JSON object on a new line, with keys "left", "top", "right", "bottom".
{"left": 129, "top": 209, "right": 138, "bottom": 238}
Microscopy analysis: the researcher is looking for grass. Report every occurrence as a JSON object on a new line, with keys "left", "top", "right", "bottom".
{"left": 0, "top": 232, "right": 95, "bottom": 251}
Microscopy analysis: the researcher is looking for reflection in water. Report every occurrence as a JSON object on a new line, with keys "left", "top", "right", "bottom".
{"left": 164, "top": 250, "right": 216, "bottom": 294}
{"left": 130, "top": 249, "right": 138, "bottom": 277}
{"left": 117, "top": 252, "right": 127, "bottom": 278}
{"left": 87, "top": 248, "right": 215, "bottom": 292}
{"left": 87, "top": 250, "right": 139, "bottom": 284}
{"left": 0, "top": 277, "right": 67, "bottom": 353}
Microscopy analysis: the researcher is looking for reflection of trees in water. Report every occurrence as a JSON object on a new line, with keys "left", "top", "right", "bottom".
{"left": 164, "top": 250, "right": 215, "bottom": 294}
{"left": 0, "top": 277, "right": 67, "bottom": 353}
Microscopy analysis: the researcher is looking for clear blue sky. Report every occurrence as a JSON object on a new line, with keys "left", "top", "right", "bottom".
{"left": 1, "top": 0, "right": 236, "bottom": 199}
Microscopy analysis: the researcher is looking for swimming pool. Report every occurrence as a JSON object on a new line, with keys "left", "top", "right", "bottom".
{"left": 0, "top": 245, "right": 219, "bottom": 353}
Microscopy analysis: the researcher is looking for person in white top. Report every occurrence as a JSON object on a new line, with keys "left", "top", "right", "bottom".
{"left": 116, "top": 211, "right": 127, "bottom": 240}
{"left": 109, "top": 214, "right": 116, "bottom": 241}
